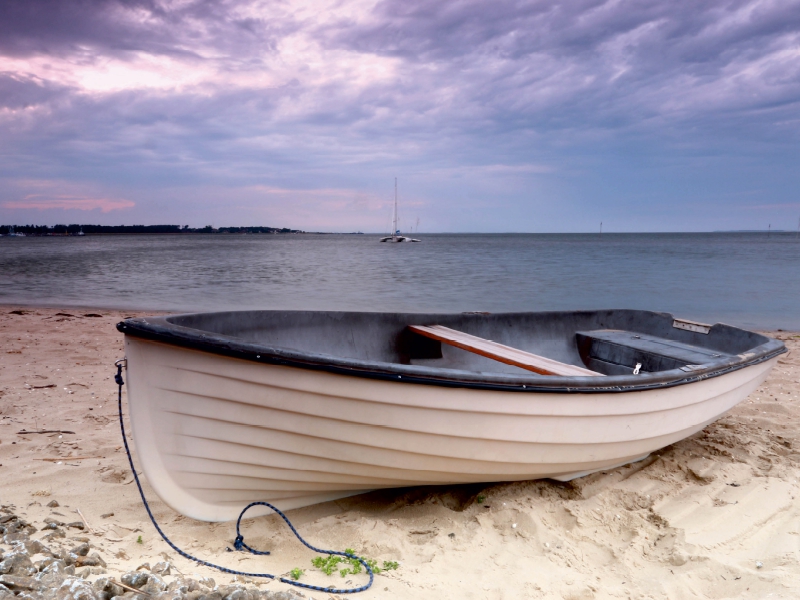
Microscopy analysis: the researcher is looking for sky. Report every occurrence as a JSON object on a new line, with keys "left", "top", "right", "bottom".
{"left": 1, "top": 0, "right": 799, "bottom": 233}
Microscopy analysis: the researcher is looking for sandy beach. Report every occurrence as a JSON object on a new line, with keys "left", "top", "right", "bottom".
{"left": 2, "top": 306, "right": 799, "bottom": 599}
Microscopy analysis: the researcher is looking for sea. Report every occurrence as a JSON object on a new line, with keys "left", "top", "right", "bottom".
{"left": 1, "top": 232, "right": 798, "bottom": 330}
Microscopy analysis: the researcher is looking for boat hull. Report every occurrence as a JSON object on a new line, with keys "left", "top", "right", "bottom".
{"left": 124, "top": 336, "right": 775, "bottom": 521}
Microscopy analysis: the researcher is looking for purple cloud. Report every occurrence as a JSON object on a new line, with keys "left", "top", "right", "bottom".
{"left": 0, "top": 0, "right": 799, "bottom": 231}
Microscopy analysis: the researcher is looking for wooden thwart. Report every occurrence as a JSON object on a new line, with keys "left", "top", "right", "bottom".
{"left": 409, "top": 325, "right": 603, "bottom": 377}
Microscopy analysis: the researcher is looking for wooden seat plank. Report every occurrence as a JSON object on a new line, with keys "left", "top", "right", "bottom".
{"left": 408, "top": 325, "right": 603, "bottom": 377}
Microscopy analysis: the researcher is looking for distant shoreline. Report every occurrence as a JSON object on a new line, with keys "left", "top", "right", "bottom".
{"left": 3, "top": 230, "right": 800, "bottom": 237}
{"left": 2, "top": 225, "right": 796, "bottom": 236}
{"left": 0, "top": 224, "right": 312, "bottom": 236}
{"left": 1, "top": 231, "right": 326, "bottom": 237}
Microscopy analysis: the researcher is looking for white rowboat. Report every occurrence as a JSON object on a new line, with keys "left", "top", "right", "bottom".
{"left": 119, "top": 310, "right": 784, "bottom": 521}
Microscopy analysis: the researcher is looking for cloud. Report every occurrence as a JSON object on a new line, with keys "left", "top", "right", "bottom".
{"left": 0, "top": 71, "right": 66, "bottom": 109}
{"left": 0, "top": 0, "right": 286, "bottom": 60}
{"left": 0, "top": 0, "right": 799, "bottom": 231}
{"left": 3, "top": 195, "right": 135, "bottom": 212}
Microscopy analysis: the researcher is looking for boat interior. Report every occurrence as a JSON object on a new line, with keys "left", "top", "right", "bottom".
{"left": 160, "top": 310, "right": 771, "bottom": 377}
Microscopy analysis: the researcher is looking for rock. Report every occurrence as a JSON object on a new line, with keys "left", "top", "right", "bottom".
{"left": 92, "top": 577, "right": 124, "bottom": 600}
{"left": 199, "top": 577, "right": 216, "bottom": 590}
{"left": 184, "top": 591, "right": 204, "bottom": 600}
{"left": 21, "top": 540, "right": 47, "bottom": 556}
{"left": 0, "top": 551, "right": 36, "bottom": 576}
{"left": 152, "top": 592, "right": 183, "bottom": 600}
{"left": 43, "top": 528, "right": 67, "bottom": 540}
{"left": 3, "top": 532, "right": 30, "bottom": 544}
{"left": 53, "top": 548, "right": 72, "bottom": 564}
{"left": 215, "top": 587, "right": 236, "bottom": 599}
{"left": 40, "top": 560, "right": 68, "bottom": 575}
{"left": 152, "top": 561, "right": 171, "bottom": 576}
{"left": 0, "top": 516, "right": 37, "bottom": 537}
{"left": 70, "top": 544, "right": 91, "bottom": 558}
{"left": 36, "top": 560, "right": 69, "bottom": 588}
{"left": 120, "top": 571, "right": 149, "bottom": 589}
{"left": 136, "top": 562, "right": 151, "bottom": 571}
{"left": 47, "top": 501, "right": 60, "bottom": 508}
{"left": 65, "top": 522, "right": 85, "bottom": 531}
{"left": 222, "top": 588, "right": 249, "bottom": 600}
{"left": 0, "top": 583, "right": 13, "bottom": 599}
{"left": 166, "top": 578, "right": 188, "bottom": 594}
{"left": 75, "top": 554, "right": 106, "bottom": 568}
{"left": 216, "top": 585, "right": 259, "bottom": 600}
{"left": 0, "top": 574, "right": 38, "bottom": 592}
{"left": 197, "top": 592, "right": 223, "bottom": 600}
{"left": 140, "top": 574, "right": 167, "bottom": 595}
{"left": 42, "top": 521, "right": 63, "bottom": 530}
{"left": 36, "top": 559, "right": 75, "bottom": 589}
{"left": 56, "top": 577, "right": 99, "bottom": 600}
{"left": 34, "top": 558, "right": 57, "bottom": 572}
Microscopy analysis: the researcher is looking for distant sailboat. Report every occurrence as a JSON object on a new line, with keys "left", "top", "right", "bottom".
{"left": 380, "top": 179, "right": 420, "bottom": 243}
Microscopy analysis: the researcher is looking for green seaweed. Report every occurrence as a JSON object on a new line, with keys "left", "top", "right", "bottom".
{"left": 311, "top": 549, "right": 399, "bottom": 578}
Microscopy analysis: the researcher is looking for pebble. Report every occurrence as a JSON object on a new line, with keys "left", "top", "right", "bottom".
{"left": 0, "top": 512, "right": 306, "bottom": 600}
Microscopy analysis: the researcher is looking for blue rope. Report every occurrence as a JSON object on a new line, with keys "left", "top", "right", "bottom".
{"left": 115, "top": 360, "right": 373, "bottom": 594}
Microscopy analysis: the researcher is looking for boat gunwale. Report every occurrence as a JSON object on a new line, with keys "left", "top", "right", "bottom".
{"left": 117, "top": 310, "right": 786, "bottom": 394}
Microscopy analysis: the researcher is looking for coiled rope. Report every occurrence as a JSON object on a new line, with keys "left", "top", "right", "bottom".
{"left": 115, "top": 360, "right": 373, "bottom": 594}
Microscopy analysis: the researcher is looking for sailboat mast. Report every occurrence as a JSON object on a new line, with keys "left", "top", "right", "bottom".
{"left": 393, "top": 178, "right": 398, "bottom": 237}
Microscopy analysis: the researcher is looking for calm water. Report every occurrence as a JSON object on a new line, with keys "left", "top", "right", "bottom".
{"left": 1, "top": 233, "right": 798, "bottom": 330}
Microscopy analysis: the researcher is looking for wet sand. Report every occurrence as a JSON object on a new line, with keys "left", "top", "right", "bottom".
{"left": 1, "top": 306, "right": 799, "bottom": 599}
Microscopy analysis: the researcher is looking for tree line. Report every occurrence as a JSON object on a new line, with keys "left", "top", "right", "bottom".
{"left": 2, "top": 224, "right": 304, "bottom": 235}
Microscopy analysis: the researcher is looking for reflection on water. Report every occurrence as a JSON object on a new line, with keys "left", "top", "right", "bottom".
{"left": 1, "top": 232, "right": 798, "bottom": 329}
